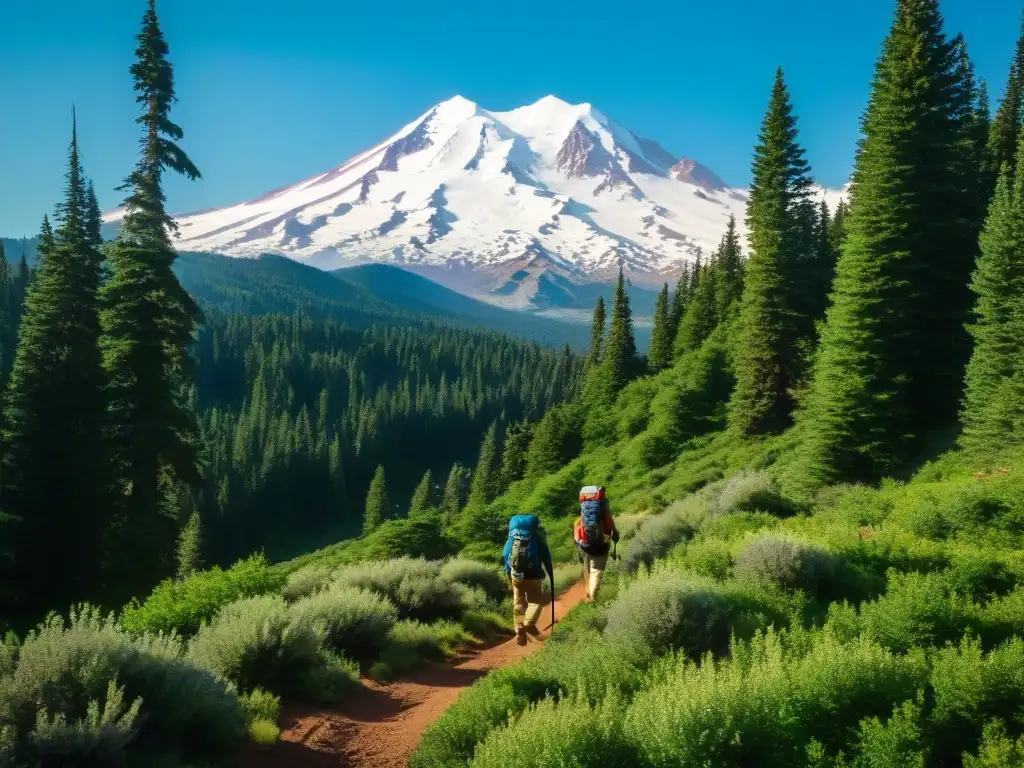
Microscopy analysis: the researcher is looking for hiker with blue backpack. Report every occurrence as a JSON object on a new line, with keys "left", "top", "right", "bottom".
{"left": 574, "top": 485, "right": 619, "bottom": 602}
{"left": 503, "top": 513, "right": 555, "bottom": 646}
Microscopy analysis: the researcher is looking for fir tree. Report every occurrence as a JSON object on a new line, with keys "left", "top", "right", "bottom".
{"left": 441, "top": 462, "right": 472, "bottom": 522}
{"left": 363, "top": 465, "right": 390, "bottom": 535}
{"left": 794, "top": 0, "right": 975, "bottom": 485}
{"left": 668, "top": 261, "right": 691, "bottom": 340}
{"left": 647, "top": 282, "right": 673, "bottom": 371}
{"left": 585, "top": 296, "right": 606, "bottom": 369}
{"left": 499, "top": 419, "right": 533, "bottom": 487}
{"left": 828, "top": 199, "right": 849, "bottom": 254}
{"left": 408, "top": 469, "right": 435, "bottom": 518}
{"left": 675, "top": 253, "right": 718, "bottom": 357}
{"left": 175, "top": 508, "right": 203, "bottom": 579}
{"left": 714, "top": 215, "right": 745, "bottom": 317}
{"left": 988, "top": 12, "right": 1024, "bottom": 178}
{"left": 728, "top": 68, "right": 815, "bottom": 437}
{"left": 601, "top": 267, "right": 640, "bottom": 392}
{"left": 1, "top": 116, "right": 111, "bottom": 614}
{"left": 959, "top": 149, "right": 1024, "bottom": 453}
{"left": 100, "top": 0, "right": 203, "bottom": 600}
{"left": 466, "top": 420, "right": 501, "bottom": 509}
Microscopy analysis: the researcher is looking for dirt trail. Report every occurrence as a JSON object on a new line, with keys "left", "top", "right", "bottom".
{"left": 240, "top": 579, "right": 588, "bottom": 767}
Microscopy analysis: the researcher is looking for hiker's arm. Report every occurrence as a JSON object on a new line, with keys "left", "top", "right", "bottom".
{"left": 605, "top": 506, "right": 620, "bottom": 542}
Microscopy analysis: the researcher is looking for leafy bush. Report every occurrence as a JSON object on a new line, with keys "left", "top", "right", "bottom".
{"left": 362, "top": 517, "right": 458, "bottom": 561}
{"left": 675, "top": 537, "right": 734, "bottom": 580}
{"left": 187, "top": 594, "right": 354, "bottom": 703}
{"left": 963, "top": 720, "right": 1024, "bottom": 767}
{"left": 469, "top": 691, "right": 637, "bottom": 768}
{"left": 439, "top": 559, "right": 507, "bottom": 602}
{"left": 733, "top": 534, "right": 837, "bottom": 597}
{"left": 282, "top": 563, "right": 335, "bottom": 602}
{"left": 622, "top": 492, "right": 713, "bottom": 574}
{"left": 716, "top": 470, "right": 799, "bottom": 517}
{"left": 604, "top": 571, "right": 736, "bottom": 658}
{"left": 370, "top": 620, "right": 472, "bottom": 681}
{"left": 0, "top": 606, "right": 245, "bottom": 766}
{"left": 119, "top": 554, "right": 285, "bottom": 637}
{"left": 239, "top": 687, "right": 280, "bottom": 725}
{"left": 334, "top": 558, "right": 465, "bottom": 623}
{"left": 248, "top": 718, "right": 280, "bottom": 747}
{"left": 943, "top": 554, "right": 1018, "bottom": 601}
{"left": 289, "top": 585, "right": 398, "bottom": 664}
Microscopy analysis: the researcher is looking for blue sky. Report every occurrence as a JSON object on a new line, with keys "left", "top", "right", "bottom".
{"left": 0, "top": 0, "right": 1019, "bottom": 236}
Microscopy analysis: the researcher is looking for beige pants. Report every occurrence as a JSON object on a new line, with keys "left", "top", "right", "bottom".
{"left": 511, "top": 578, "right": 544, "bottom": 629}
{"left": 582, "top": 551, "right": 608, "bottom": 600}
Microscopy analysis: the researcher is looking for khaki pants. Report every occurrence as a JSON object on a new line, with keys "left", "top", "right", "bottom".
{"left": 511, "top": 578, "right": 544, "bottom": 629}
{"left": 582, "top": 551, "right": 608, "bottom": 600}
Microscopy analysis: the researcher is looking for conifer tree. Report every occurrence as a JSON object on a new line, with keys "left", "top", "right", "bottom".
{"left": 363, "top": 465, "right": 390, "bottom": 535}
{"left": 959, "top": 148, "right": 1024, "bottom": 453}
{"left": 100, "top": 0, "right": 203, "bottom": 599}
{"left": 601, "top": 267, "right": 640, "bottom": 392}
{"left": 794, "top": 0, "right": 976, "bottom": 485}
{"left": 714, "top": 215, "right": 744, "bottom": 318}
{"left": 647, "top": 282, "right": 673, "bottom": 371}
{"left": 408, "top": 469, "right": 435, "bottom": 518}
{"left": 988, "top": 12, "right": 1024, "bottom": 178}
{"left": 728, "top": 68, "right": 815, "bottom": 436}
{"left": 441, "top": 462, "right": 472, "bottom": 522}
{"left": 466, "top": 420, "right": 501, "bottom": 509}
{"left": 1, "top": 116, "right": 111, "bottom": 613}
{"left": 674, "top": 253, "right": 718, "bottom": 357}
{"left": 668, "top": 261, "right": 691, "bottom": 340}
{"left": 499, "top": 420, "right": 533, "bottom": 487}
{"left": 584, "top": 296, "right": 606, "bottom": 369}
{"left": 828, "top": 199, "right": 849, "bottom": 254}
{"left": 175, "top": 508, "right": 203, "bottom": 579}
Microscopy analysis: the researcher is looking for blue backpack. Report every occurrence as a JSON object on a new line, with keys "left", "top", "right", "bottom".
{"left": 507, "top": 514, "right": 542, "bottom": 580}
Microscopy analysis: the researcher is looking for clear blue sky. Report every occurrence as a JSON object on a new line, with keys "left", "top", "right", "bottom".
{"left": 0, "top": 0, "right": 1019, "bottom": 236}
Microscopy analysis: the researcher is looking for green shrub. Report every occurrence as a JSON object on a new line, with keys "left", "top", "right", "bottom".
{"left": 624, "top": 629, "right": 927, "bottom": 767}
{"left": 622, "top": 493, "right": 712, "bottom": 574}
{"left": 282, "top": 563, "right": 335, "bottom": 602}
{"left": 289, "top": 585, "right": 397, "bottom": 664}
{"left": 439, "top": 559, "right": 507, "bottom": 602}
{"left": 0, "top": 606, "right": 244, "bottom": 766}
{"left": 248, "top": 718, "right": 280, "bottom": 747}
{"left": 716, "top": 470, "right": 799, "bottom": 517}
{"left": 469, "top": 691, "right": 637, "bottom": 768}
{"left": 842, "top": 697, "right": 929, "bottom": 768}
{"left": 733, "top": 534, "right": 837, "bottom": 597}
{"left": 362, "top": 517, "right": 458, "bottom": 561}
{"left": 239, "top": 687, "right": 280, "bottom": 726}
{"left": 943, "top": 555, "right": 1018, "bottom": 602}
{"left": 333, "top": 558, "right": 465, "bottom": 623}
{"left": 370, "top": 620, "right": 472, "bottom": 681}
{"left": 675, "top": 538, "right": 734, "bottom": 580}
{"left": 119, "top": 554, "right": 285, "bottom": 637}
{"left": 187, "top": 594, "right": 352, "bottom": 703}
{"left": 604, "top": 571, "right": 735, "bottom": 658}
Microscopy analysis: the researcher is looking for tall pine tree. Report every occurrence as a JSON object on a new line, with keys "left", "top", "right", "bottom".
{"left": 728, "top": 68, "right": 815, "bottom": 436}
{"left": 959, "top": 142, "right": 1024, "bottom": 453}
{"left": 363, "top": 465, "right": 390, "bottom": 535}
{"left": 100, "top": 0, "right": 203, "bottom": 600}
{"left": 408, "top": 469, "right": 435, "bottom": 518}
{"left": 668, "top": 261, "right": 692, "bottom": 340}
{"left": 466, "top": 420, "right": 501, "bottom": 510}
{"left": 441, "top": 462, "right": 472, "bottom": 523}
{"left": 794, "top": 0, "right": 976, "bottom": 486}
{"left": 674, "top": 253, "right": 717, "bottom": 357}
{"left": 647, "top": 282, "right": 673, "bottom": 371}
{"left": 1, "top": 116, "right": 111, "bottom": 615}
{"left": 988, "top": 12, "right": 1024, "bottom": 178}
{"left": 584, "top": 296, "right": 606, "bottom": 369}
{"left": 601, "top": 267, "right": 640, "bottom": 392}
{"left": 714, "top": 215, "right": 744, "bottom": 319}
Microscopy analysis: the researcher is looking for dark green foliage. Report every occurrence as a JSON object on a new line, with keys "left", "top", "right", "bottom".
{"left": 99, "top": 0, "right": 204, "bottom": 605}
{"left": 733, "top": 535, "right": 837, "bottom": 597}
{"left": 175, "top": 508, "right": 203, "bottom": 579}
{"left": 794, "top": 0, "right": 981, "bottom": 486}
{"left": 646, "top": 283, "right": 672, "bottom": 371}
{"left": 585, "top": 295, "right": 606, "bottom": 369}
{"left": 960, "top": 150, "right": 1024, "bottom": 454}
{"left": 499, "top": 420, "right": 533, "bottom": 487}
{"left": 988, "top": 12, "right": 1024, "bottom": 180}
{"left": 668, "top": 262, "right": 692, "bottom": 341}
{"left": 714, "top": 215, "right": 745, "bottom": 319}
{"left": 601, "top": 268, "right": 641, "bottom": 394}
{"left": 441, "top": 463, "right": 472, "bottom": 522}
{"left": 525, "top": 403, "right": 583, "bottom": 479}
{"left": 466, "top": 420, "right": 502, "bottom": 511}
{"left": 408, "top": 470, "right": 436, "bottom": 518}
{"left": 364, "top": 465, "right": 391, "bottom": 535}
{"left": 728, "top": 68, "right": 816, "bottom": 437}
{"left": 0, "top": 118, "right": 112, "bottom": 617}
{"left": 675, "top": 253, "right": 718, "bottom": 357}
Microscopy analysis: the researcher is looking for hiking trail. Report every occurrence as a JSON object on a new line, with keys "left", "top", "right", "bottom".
{"left": 239, "top": 579, "right": 588, "bottom": 767}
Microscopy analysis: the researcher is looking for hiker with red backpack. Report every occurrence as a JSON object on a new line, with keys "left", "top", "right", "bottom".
{"left": 503, "top": 513, "right": 555, "bottom": 646}
{"left": 574, "top": 485, "right": 619, "bottom": 602}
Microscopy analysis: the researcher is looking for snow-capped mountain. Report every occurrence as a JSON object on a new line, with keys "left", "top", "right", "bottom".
{"left": 104, "top": 94, "right": 848, "bottom": 311}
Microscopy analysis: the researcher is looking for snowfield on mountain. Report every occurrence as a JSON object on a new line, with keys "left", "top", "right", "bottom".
{"left": 103, "top": 95, "right": 847, "bottom": 309}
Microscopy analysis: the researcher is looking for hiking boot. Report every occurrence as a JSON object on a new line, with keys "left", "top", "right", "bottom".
{"left": 515, "top": 625, "right": 527, "bottom": 646}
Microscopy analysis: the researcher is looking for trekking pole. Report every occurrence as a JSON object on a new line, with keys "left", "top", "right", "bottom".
{"left": 550, "top": 572, "right": 556, "bottom": 630}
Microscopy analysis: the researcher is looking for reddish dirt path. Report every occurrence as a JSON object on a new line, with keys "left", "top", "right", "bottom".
{"left": 240, "top": 579, "right": 587, "bottom": 767}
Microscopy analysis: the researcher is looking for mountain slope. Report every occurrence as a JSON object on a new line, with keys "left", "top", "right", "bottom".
{"left": 106, "top": 95, "right": 849, "bottom": 310}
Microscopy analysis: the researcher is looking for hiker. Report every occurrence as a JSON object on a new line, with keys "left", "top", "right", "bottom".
{"left": 574, "top": 485, "right": 619, "bottom": 602}
{"left": 503, "top": 513, "right": 555, "bottom": 646}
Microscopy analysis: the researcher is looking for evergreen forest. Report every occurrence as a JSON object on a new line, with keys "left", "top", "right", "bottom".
{"left": 5, "top": 0, "right": 1024, "bottom": 766}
